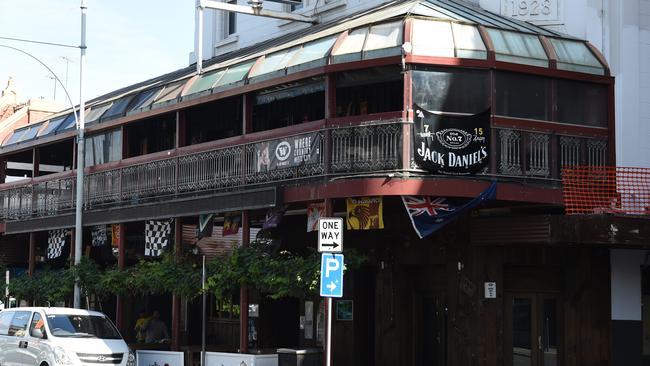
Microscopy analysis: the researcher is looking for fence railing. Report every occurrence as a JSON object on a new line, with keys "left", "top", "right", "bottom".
{"left": 0, "top": 121, "right": 405, "bottom": 220}
{"left": 0, "top": 121, "right": 610, "bottom": 221}
{"left": 562, "top": 166, "right": 650, "bottom": 215}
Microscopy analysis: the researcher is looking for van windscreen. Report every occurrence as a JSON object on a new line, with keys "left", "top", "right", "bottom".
{"left": 46, "top": 315, "right": 121, "bottom": 339}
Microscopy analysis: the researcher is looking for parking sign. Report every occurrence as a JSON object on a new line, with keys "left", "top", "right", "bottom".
{"left": 320, "top": 253, "right": 344, "bottom": 298}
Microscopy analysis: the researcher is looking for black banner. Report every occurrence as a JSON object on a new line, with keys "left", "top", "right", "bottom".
{"left": 413, "top": 104, "right": 491, "bottom": 175}
{"left": 254, "top": 132, "right": 321, "bottom": 172}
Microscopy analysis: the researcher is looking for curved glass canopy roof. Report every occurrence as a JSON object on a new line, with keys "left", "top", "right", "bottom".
{"left": 2, "top": 0, "right": 608, "bottom": 148}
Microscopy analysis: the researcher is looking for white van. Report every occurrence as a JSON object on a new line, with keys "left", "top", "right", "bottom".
{"left": 0, "top": 307, "right": 135, "bottom": 366}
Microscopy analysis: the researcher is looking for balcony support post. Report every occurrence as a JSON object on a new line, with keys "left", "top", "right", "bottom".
{"left": 116, "top": 223, "right": 126, "bottom": 332}
{"left": 172, "top": 217, "right": 182, "bottom": 351}
{"left": 239, "top": 210, "right": 250, "bottom": 353}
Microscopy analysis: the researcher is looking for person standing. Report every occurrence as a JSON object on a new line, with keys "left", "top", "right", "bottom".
{"left": 144, "top": 310, "right": 169, "bottom": 343}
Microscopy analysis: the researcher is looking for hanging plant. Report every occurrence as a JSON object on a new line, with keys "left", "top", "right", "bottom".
{"left": 205, "top": 244, "right": 366, "bottom": 301}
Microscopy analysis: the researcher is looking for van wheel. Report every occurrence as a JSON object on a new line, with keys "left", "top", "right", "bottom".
{"left": 40, "top": 362, "right": 49, "bottom": 366}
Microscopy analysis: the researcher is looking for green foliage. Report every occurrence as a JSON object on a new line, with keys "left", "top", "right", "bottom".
{"left": 8, "top": 268, "right": 74, "bottom": 305}
{"left": 5, "top": 244, "right": 366, "bottom": 303}
{"left": 205, "top": 243, "right": 366, "bottom": 301}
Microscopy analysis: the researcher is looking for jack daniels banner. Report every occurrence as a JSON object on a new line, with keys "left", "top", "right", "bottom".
{"left": 254, "top": 132, "right": 321, "bottom": 173}
{"left": 413, "top": 104, "right": 491, "bottom": 175}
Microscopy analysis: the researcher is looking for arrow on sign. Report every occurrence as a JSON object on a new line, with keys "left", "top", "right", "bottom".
{"left": 321, "top": 242, "right": 340, "bottom": 249}
{"left": 327, "top": 281, "right": 337, "bottom": 292}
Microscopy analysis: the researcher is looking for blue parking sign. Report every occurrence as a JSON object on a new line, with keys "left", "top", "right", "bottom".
{"left": 320, "top": 253, "right": 344, "bottom": 298}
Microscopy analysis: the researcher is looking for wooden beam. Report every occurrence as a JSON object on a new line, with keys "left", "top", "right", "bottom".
{"left": 172, "top": 218, "right": 182, "bottom": 351}
{"left": 116, "top": 223, "right": 126, "bottom": 332}
{"left": 28, "top": 232, "right": 36, "bottom": 277}
{"left": 239, "top": 211, "right": 250, "bottom": 353}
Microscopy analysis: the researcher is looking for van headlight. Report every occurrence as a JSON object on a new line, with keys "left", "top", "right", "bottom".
{"left": 53, "top": 346, "right": 73, "bottom": 365}
{"left": 126, "top": 350, "right": 136, "bottom": 366}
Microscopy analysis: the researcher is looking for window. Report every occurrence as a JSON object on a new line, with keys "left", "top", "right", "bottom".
{"left": 555, "top": 79, "right": 607, "bottom": 127}
{"left": 8, "top": 311, "right": 31, "bottom": 337}
{"left": 336, "top": 66, "right": 403, "bottom": 117}
{"left": 46, "top": 314, "right": 121, "bottom": 339}
{"left": 30, "top": 312, "right": 45, "bottom": 338}
{"left": 495, "top": 72, "right": 549, "bottom": 121}
{"left": 186, "top": 96, "right": 242, "bottom": 145}
{"left": 0, "top": 311, "right": 13, "bottom": 335}
{"left": 289, "top": 0, "right": 303, "bottom": 11}
{"left": 85, "top": 129, "right": 122, "bottom": 167}
{"left": 412, "top": 67, "right": 489, "bottom": 114}
{"left": 226, "top": 1, "right": 237, "bottom": 36}
{"left": 252, "top": 79, "right": 324, "bottom": 132}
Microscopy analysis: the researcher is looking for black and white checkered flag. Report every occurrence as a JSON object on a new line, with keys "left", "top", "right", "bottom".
{"left": 47, "top": 229, "right": 68, "bottom": 259}
{"left": 91, "top": 225, "right": 107, "bottom": 247}
{"left": 145, "top": 219, "right": 172, "bottom": 256}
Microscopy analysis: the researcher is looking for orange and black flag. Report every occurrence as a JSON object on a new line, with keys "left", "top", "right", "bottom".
{"left": 346, "top": 197, "right": 384, "bottom": 230}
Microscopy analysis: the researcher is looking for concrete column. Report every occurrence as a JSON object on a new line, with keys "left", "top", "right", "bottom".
{"left": 611, "top": 249, "right": 644, "bottom": 366}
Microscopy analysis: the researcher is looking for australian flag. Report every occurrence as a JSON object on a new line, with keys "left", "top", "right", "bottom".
{"left": 402, "top": 182, "right": 497, "bottom": 239}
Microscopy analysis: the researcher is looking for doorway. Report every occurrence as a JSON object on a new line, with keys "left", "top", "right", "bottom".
{"left": 505, "top": 293, "right": 561, "bottom": 366}
{"left": 413, "top": 293, "right": 446, "bottom": 366}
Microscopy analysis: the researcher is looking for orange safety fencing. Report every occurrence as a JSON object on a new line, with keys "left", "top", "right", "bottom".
{"left": 562, "top": 166, "right": 650, "bottom": 216}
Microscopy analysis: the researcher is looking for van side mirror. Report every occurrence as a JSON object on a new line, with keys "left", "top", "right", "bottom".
{"left": 31, "top": 327, "right": 46, "bottom": 339}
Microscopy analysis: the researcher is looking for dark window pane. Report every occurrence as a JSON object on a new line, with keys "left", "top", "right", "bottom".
{"left": 253, "top": 80, "right": 324, "bottom": 132}
{"left": 186, "top": 96, "right": 242, "bottom": 145}
{"left": 228, "top": 1, "right": 237, "bottom": 35}
{"left": 496, "top": 71, "right": 549, "bottom": 120}
{"left": 412, "top": 67, "right": 489, "bottom": 114}
{"left": 542, "top": 298, "right": 558, "bottom": 366}
{"left": 336, "top": 66, "right": 403, "bottom": 117}
{"left": 556, "top": 79, "right": 607, "bottom": 127}
{"left": 512, "top": 298, "right": 532, "bottom": 366}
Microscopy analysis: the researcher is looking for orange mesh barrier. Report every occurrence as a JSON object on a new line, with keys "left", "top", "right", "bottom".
{"left": 562, "top": 166, "right": 650, "bottom": 215}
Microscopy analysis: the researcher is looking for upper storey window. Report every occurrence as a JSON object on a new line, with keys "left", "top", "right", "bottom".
{"left": 549, "top": 38, "right": 605, "bottom": 75}
{"left": 486, "top": 28, "right": 548, "bottom": 68}
{"left": 410, "top": 19, "right": 487, "bottom": 60}
{"left": 411, "top": 66, "right": 489, "bottom": 114}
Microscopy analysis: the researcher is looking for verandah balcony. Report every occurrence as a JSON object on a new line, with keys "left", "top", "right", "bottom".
{"left": 0, "top": 113, "right": 608, "bottom": 221}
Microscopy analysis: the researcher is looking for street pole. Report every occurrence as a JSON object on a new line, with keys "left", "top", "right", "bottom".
{"left": 325, "top": 297, "right": 332, "bottom": 366}
{"left": 73, "top": 0, "right": 87, "bottom": 309}
{"left": 201, "top": 255, "right": 206, "bottom": 366}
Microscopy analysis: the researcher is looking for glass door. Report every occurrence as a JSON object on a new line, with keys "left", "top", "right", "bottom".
{"left": 505, "top": 293, "right": 561, "bottom": 366}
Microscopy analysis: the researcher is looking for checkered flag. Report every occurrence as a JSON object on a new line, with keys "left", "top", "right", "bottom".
{"left": 91, "top": 225, "right": 107, "bottom": 247}
{"left": 47, "top": 229, "right": 68, "bottom": 259}
{"left": 145, "top": 219, "right": 173, "bottom": 256}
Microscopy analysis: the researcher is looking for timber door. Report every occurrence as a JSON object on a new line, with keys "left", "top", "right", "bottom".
{"left": 505, "top": 293, "right": 561, "bottom": 366}
{"left": 413, "top": 293, "right": 446, "bottom": 366}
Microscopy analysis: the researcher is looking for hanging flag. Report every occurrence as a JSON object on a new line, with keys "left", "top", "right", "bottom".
{"left": 145, "top": 219, "right": 173, "bottom": 257}
{"left": 402, "top": 181, "right": 497, "bottom": 239}
{"left": 263, "top": 206, "right": 287, "bottom": 229}
{"left": 91, "top": 225, "right": 107, "bottom": 247}
{"left": 346, "top": 197, "right": 384, "bottom": 230}
{"left": 223, "top": 212, "right": 241, "bottom": 236}
{"left": 307, "top": 202, "right": 325, "bottom": 232}
{"left": 197, "top": 214, "right": 214, "bottom": 239}
{"left": 111, "top": 224, "right": 120, "bottom": 247}
{"left": 47, "top": 229, "right": 68, "bottom": 259}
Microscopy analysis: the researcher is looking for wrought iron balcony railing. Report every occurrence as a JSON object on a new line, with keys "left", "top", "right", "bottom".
{"left": 0, "top": 117, "right": 609, "bottom": 221}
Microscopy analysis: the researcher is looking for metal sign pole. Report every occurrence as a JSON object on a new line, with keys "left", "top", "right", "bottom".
{"left": 325, "top": 297, "right": 332, "bottom": 366}
{"left": 201, "top": 255, "right": 206, "bottom": 366}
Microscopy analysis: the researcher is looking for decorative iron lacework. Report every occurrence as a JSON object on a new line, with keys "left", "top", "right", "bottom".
{"left": 560, "top": 136, "right": 582, "bottom": 167}
{"left": 526, "top": 132, "right": 550, "bottom": 177}
{"left": 498, "top": 129, "right": 522, "bottom": 175}
{"left": 587, "top": 139, "right": 607, "bottom": 167}
{"left": 331, "top": 123, "right": 401, "bottom": 173}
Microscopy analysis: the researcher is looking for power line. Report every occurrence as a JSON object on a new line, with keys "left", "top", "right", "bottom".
{"left": 0, "top": 35, "right": 78, "bottom": 49}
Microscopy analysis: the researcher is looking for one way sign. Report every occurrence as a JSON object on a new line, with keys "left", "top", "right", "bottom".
{"left": 318, "top": 218, "right": 343, "bottom": 253}
{"left": 320, "top": 253, "right": 344, "bottom": 298}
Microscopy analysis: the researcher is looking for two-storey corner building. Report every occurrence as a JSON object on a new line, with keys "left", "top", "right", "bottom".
{"left": 0, "top": 0, "right": 632, "bottom": 365}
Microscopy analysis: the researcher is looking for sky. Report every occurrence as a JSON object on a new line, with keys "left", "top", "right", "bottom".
{"left": 0, "top": 0, "right": 195, "bottom": 108}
